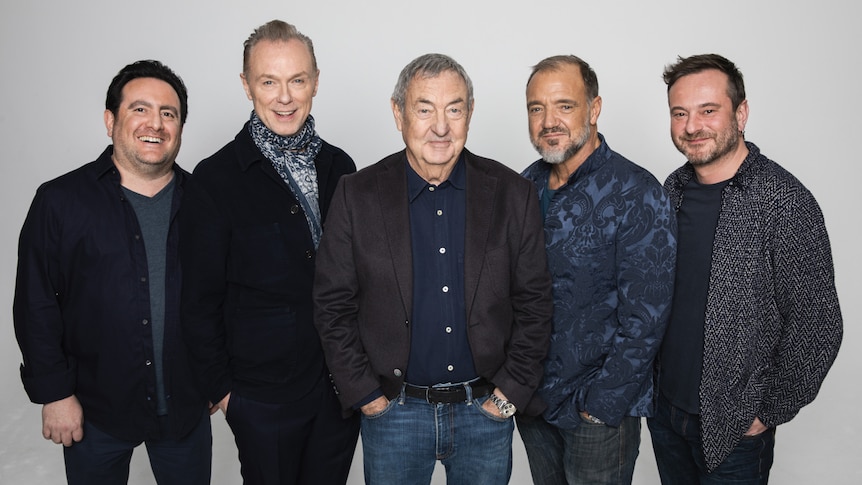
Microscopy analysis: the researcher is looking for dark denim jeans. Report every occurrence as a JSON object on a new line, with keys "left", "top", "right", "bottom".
{"left": 63, "top": 412, "right": 211, "bottom": 485}
{"left": 360, "top": 386, "right": 514, "bottom": 485}
{"left": 516, "top": 413, "right": 641, "bottom": 485}
{"left": 647, "top": 395, "right": 775, "bottom": 484}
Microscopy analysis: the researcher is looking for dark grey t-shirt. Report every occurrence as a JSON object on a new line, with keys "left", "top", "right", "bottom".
{"left": 659, "top": 177, "right": 728, "bottom": 414}
{"left": 122, "top": 178, "right": 174, "bottom": 416}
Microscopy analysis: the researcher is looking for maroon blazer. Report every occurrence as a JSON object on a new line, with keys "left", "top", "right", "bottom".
{"left": 313, "top": 149, "right": 553, "bottom": 415}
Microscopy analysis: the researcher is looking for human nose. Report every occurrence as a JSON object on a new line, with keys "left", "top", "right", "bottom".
{"left": 684, "top": 113, "right": 702, "bottom": 134}
{"left": 541, "top": 110, "right": 558, "bottom": 129}
{"left": 431, "top": 110, "right": 449, "bottom": 136}
{"left": 277, "top": 84, "right": 293, "bottom": 104}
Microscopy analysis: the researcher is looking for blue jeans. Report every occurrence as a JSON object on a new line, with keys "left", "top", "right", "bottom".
{"left": 647, "top": 395, "right": 775, "bottom": 484}
{"left": 360, "top": 386, "right": 514, "bottom": 485}
{"left": 63, "top": 411, "right": 211, "bottom": 485}
{"left": 516, "top": 413, "right": 641, "bottom": 485}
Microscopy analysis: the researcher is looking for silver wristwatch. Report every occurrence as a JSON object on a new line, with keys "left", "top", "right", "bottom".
{"left": 488, "top": 393, "right": 516, "bottom": 418}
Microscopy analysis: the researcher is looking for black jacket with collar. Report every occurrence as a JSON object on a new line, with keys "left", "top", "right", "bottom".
{"left": 180, "top": 123, "right": 356, "bottom": 405}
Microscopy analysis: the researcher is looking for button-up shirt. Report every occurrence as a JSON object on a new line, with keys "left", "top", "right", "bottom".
{"left": 13, "top": 146, "right": 204, "bottom": 441}
{"left": 405, "top": 157, "right": 476, "bottom": 386}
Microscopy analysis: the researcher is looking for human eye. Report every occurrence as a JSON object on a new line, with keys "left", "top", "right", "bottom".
{"left": 559, "top": 104, "right": 574, "bottom": 112}
{"left": 446, "top": 107, "right": 464, "bottom": 119}
{"left": 162, "top": 110, "right": 176, "bottom": 119}
{"left": 291, "top": 77, "right": 306, "bottom": 85}
{"left": 415, "top": 107, "right": 433, "bottom": 119}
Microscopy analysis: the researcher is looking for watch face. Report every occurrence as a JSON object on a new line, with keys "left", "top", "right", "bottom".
{"left": 500, "top": 403, "right": 516, "bottom": 418}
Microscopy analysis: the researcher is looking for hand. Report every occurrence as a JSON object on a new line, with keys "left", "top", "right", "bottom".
{"left": 42, "top": 395, "right": 84, "bottom": 447}
{"left": 360, "top": 396, "right": 389, "bottom": 416}
{"left": 744, "top": 417, "right": 768, "bottom": 436}
{"left": 482, "top": 388, "right": 508, "bottom": 418}
{"left": 215, "top": 393, "right": 231, "bottom": 416}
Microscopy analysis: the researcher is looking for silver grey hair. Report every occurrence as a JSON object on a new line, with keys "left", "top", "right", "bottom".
{"left": 391, "top": 53, "right": 474, "bottom": 112}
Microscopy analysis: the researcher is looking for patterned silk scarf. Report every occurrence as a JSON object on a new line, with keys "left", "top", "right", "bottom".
{"left": 249, "top": 111, "right": 324, "bottom": 247}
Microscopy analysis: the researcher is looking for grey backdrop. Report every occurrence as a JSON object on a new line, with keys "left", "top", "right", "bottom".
{"left": 1, "top": 1, "right": 859, "bottom": 483}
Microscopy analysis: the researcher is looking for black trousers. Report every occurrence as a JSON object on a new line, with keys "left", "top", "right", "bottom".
{"left": 226, "top": 380, "right": 360, "bottom": 485}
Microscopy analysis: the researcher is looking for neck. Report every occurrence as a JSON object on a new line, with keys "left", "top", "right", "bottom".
{"left": 408, "top": 158, "right": 458, "bottom": 185}
{"left": 693, "top": 140, "right": 749, "bottom": 185}
{"left": 548, "top": 134, "right": 600, "bottom": 190}
{"left": 115, "top": 161, "right": 175, "bottom": 197}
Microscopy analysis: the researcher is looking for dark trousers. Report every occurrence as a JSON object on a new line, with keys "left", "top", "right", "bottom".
{"left": 226, "top": 382, "right": 360, "bottom": 485}
{"left": 63, "top": 411, "right": 212, "bottom": 485}
{"left": 647, "top": 394, "right": 775, "bottom": 484}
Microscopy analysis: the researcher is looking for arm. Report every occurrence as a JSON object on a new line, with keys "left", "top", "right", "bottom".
{"left": 313, "top": 179, "right": 383, "bottom": 410}
{"left": 179, "top": 178, "right": 233, "bottom": 404}
{"left": 758, "top": 187, "right": 842, "bottom": 427}
{"left": 13, "top": 187, "right": 83, "bottom": 441}
{"left": 583, "top": 183, "right": 677, "bottom": 426}
{"left": 489, "top": 182, "right": 554, "bottom": 411}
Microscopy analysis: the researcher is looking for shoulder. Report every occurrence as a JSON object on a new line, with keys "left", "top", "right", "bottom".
{"left": 465, "top": 149, "right": 533, "bottom": 191}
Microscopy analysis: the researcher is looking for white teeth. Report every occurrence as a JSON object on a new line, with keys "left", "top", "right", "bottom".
{"left": 276, "top": 111, "right": 294, "bottom": 116}
{"left": 139, "top": 136, "right": 162, "bottom": 143}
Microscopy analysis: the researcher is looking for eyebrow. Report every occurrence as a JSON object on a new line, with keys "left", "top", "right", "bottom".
{"left": 527, "top": 98, "right": 580, "bottom": 107}
{"left": 415, "top": 96, "right": 465, "bottom": 107}
{"left": 128, "top": 99, "right": 179, "bottom": 116}
{"left": 671, "top": 102, "right": 722, "bottom": 111}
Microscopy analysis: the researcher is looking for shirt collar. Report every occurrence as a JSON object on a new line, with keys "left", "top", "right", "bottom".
{"left": 406, "top": 153, "right": 466, "bottom": 203}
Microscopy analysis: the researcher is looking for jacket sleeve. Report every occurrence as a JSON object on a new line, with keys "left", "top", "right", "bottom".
{"left": 758, "top": 186, "right": 842, "bottom": 427}
{"left": 489, "top": 181, "right": 555, "bottom": 412}
{"left": 313, "top": 178, "right": 382, "bottom": 410}
{"left": 179, "top": 177, "right": 233, "bottom": 404}
{"left": 584, "top": 183, "right": 677, "bottom": 425}
{"left": 13, "top": 186, "right": 77, "bottom": 404}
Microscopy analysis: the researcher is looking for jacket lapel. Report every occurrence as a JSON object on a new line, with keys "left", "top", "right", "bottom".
{"left": 463, "top": 150, "right": 496, "bottom": 321}
{"left": 377, "top": 152, "right": 413, "bottom": 317}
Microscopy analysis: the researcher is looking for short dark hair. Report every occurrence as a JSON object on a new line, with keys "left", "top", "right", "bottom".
{"left": 663, "top": 54, "right": 746, "bottom": 110}
{"left": 527, "top": 55, "right": 599, "bottom": 101}
{"left": 391, "top": 53, "right": 474, "bottom": 113}
{"left": 105, "top": 60, "right": 189, "bottom": 124}
{"left": 243, "top": 20, "right": 317, "bottom": 77}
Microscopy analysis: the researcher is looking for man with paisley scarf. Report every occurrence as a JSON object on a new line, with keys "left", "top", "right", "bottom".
{"left": 179, "top": 20, "right": 359, "bottom": 485}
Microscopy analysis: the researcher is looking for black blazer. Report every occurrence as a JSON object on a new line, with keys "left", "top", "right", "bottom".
{"left": 180, "top": 123, "right": 356, "bottom": 405}
{"left": 313, "top": 149, "right": 553, "bottom": 415}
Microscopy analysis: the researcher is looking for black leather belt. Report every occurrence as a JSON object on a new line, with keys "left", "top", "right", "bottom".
{"left": 404, "top": 379, "right": 494, "bottom": 404}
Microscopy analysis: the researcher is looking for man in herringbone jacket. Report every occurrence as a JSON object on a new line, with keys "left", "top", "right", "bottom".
{"left": 648, "top": 53, "right": 842, "bottom": 484}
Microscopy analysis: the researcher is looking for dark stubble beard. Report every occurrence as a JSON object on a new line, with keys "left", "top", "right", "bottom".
{"left": 675, "top": 116, "right": 740, "bottom": 167}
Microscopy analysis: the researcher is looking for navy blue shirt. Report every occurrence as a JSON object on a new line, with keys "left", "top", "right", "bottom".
{"left": 405, "top": 157, "right": 477, "bottom": 386}
{"left": 13, "top": 146, "right": 205, "bottom": 441}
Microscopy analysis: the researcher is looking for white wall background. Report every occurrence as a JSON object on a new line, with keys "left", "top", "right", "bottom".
{"left": 1, "top": 1, "right": 859, "bottom": 483}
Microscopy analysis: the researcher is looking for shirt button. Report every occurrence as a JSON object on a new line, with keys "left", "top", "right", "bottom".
{"left": 428, "top": 186, "right": 435, "bottom": 192}
{"left": 305, "top": 250, "right": 314, "bottom": 259}
{"left": 445, "top": 326, "right": 452, "bottom": 333}
{"left": 140, "top": 277, "right": 147, "bottom": 282}
{"left": 142, "top": 319, "right": 149, "bottom": 325}
{"left": 145, "top": 360, "right": 152, "bottom": 366}
{"left": 290, "top": 205, "right": 300, "bottom": 214}
{"left": 393, "top": 369, "right": 403, "bottom": 377}
{"left": 134, "top": 234, "right": 141, "bottom": 240}
{"left": 436, "top": 210, "right": 443, "bottom": 216}
{"left": 439, "top": 247, "right": 446, "bottom": 254}
{"left": 447, "top": 365, "right": 454, "bottom": 372}
{"left": 442, "top": 286, "right": 449, "bottom": 292}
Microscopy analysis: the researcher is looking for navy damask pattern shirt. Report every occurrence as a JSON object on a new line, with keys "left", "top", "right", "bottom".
{"left": 522, "top": 134, "right": 676, "bottom": 428}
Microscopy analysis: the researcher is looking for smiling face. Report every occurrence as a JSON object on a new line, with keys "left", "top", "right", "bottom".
{"left": 392, "top": 70, "right": 472, "bottom": 180}
{"left": 241, "top": 39, "right": 319, "bottom": 137}
{"left": 526, "top": 64, "right": 600, "bottom": 167}
{"left": 104, "top": 77, "right": 182, "bottom": 177}
{"left": 668, "top": 69, "right": 748, "bottom": 167}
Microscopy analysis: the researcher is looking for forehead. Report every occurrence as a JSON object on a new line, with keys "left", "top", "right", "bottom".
{"left": 527, "top": 65, "right": 587, "bottom": 101}
{"left": 247, "top": 39, "right": 315, "bottom": 75}
{"left": 668, "top": 69, "right": 731, "bottom": 105}
{"left": 406, "top": 70, "right": 468, "bottom": 103}
{"left": 121, "top": 77, "right": 180, "bottom": 107}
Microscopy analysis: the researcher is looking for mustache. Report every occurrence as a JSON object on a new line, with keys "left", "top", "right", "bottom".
{"left": 681, "top": 131, "right": 714, "bottom": 141}
{"left": 538, "top": 127, "right": 568, "bottom": 137}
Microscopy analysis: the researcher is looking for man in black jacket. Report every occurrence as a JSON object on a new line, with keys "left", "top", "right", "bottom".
{"left": 14, "top": 60, "right": 211, "bottom": 484}
{"left": 179, "top": 20, "right": 358, "bottom": 485}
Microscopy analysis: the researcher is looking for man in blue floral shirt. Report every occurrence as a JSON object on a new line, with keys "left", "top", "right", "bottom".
{"left": 517, "top": 55, "right": 676, "bottom": 485}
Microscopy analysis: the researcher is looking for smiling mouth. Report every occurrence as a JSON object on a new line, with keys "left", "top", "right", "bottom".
{"left": 138, "top": 136, "right": 163, "bottom": 144}
{"left": 275, "top": 110, "right": 296, "bottom": 117}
